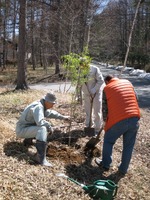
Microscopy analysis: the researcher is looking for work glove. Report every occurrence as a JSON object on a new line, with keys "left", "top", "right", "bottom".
{"left": 63, "top": 115, "right": 71, "bottom": 121}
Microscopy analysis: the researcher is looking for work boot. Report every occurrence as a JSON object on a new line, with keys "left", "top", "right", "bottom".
{"left": 34, "top": 140, "right": 53, "bottom": 167}
{"left": 23, "top": 138, "right": 33, "bottom": 147}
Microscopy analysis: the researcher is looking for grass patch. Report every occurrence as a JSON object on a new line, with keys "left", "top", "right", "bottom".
{"left": 0, "top": 64, "right": 57, "bottom": 85}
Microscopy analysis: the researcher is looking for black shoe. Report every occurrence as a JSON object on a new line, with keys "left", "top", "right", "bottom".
{"left": 95, "top": 158, "right": 110, "bottom": 171}
{"left": 23, "top": 138, "right": 33, "bottom": 147}
{"left": 117, "top": 169, "right": 126, "bottom": 176}
{"left": 117, "top": 165, "right": 127, "bottom": 176}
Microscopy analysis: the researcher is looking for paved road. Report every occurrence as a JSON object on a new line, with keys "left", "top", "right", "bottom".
{"left": 97, "top": 64, "right": 150, "bottom": 109}
{"left": 30, "top": 82, "right": 73, "bottom": 93}
{"left": 30, "top": 64, "right": 150, "bottom": 109}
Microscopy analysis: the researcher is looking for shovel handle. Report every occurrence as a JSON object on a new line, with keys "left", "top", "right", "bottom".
{"left": 89, "top": 93, "right": 96, "bottom": 127}
{"left": 89, "top": 97, "right": 93, "bottom": 127}
{"left": 95, "top": 126, "right": 103, "bottom": 140}
{"left": 85, "top": 83, "right": 96, "bottom": 128}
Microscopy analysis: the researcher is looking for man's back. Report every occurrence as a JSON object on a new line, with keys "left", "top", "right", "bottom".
{"left": 104, "top": 78, "right": 140, "bottom": 131}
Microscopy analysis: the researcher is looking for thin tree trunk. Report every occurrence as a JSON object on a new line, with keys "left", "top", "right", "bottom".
{"left": 30, "top": 1, "right": 36, "bottom": 70}
{"left": 12, "top": 0, "right": 17, "bottom": 67}
{"left": 2, "top": 0, "right": 7, "bottom": 70}
{"left": 119, "top": 0, "right": 143, "bottom": 77}
{"left": 54, "top": 0, "right": 61, "bottom": 74}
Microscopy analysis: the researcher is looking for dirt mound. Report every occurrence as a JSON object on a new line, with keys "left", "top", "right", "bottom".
{"left": 47, "top": 129, "right": 101, "bottom": 165}
{"left": 47, "top": 142, "right": 85, "bottom": 164}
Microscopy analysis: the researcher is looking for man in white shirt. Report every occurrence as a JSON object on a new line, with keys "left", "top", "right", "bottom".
{"left": 82, "top": 64, "right": 105, "bottom": 135}
{"left": 16, "top": 92, "right": 70, "bottom": 167}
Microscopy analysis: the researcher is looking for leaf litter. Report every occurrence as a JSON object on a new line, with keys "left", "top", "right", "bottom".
{"left": 0, "top": 88, "right": 150, "bottom": 200}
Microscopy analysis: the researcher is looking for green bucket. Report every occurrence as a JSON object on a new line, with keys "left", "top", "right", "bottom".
{"left": 56, "top": 173, "right": 118, "bottom": 200}
{"left": 85, "top": 179, "right": 118, "bottom": 200}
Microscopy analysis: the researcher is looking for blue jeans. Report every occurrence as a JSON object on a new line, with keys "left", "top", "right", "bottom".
{"left": 102, "top": 117, "right": 139, "bottom": 174}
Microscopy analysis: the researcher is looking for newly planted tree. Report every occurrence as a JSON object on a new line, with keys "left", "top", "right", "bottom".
{"left": 62, "top": 48, "right": 92, "bottom": 144}
{"left": 62, "top": 48, "right": 91, "bottom": 102}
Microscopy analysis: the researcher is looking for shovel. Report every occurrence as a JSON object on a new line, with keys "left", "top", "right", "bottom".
{"left": 84, "top": 126, "right": 103, "bottom": 151}
{"left": 56, "top": 173, "right": 118, "bottom": 200}
{"left": 84, "top": 94, "right": 96, "bottom": 137}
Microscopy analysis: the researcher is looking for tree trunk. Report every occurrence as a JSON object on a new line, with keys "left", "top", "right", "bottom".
{"left": 30, "top": 0, "right": 36, "bottom": 70}
{"left": 119, "top": 0, "right": 143, "bottom": 77}
{"left": 12, "top": 0, "right": 17, "bottom": 67}
{"left": 54, "top": 0, "right": 61, "bottom": 74}
{"left": 2, "top": 0, "right": 7, "bottom": 70}
{"left": 16, "top": 0, "right": 28, "bottom": 90}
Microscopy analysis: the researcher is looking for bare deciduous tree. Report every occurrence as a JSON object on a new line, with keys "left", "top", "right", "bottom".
{"left": 119, "top": 0, "right": 144, "bottom": 76}
{"left": 16, "top": 0, "right": 28, "bottom": 90}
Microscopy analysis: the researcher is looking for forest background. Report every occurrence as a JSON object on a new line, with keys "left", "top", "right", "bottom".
{"left": 0, "top": 0, "right": 150, "bottom": 89}
{"left": 0, "top": 1, "right": 150, "bottom": 199}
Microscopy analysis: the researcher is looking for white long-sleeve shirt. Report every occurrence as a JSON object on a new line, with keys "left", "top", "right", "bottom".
{"left": 82, "top": 64, "right": 104, "bottom": 95}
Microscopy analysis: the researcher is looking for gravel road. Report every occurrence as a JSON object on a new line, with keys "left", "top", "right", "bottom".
{"left": 30, "top": 64, "right": 150, "bottom": 110}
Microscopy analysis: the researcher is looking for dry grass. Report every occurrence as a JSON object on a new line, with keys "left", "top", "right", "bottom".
{"left": 0, "top": 65, "right": 56, "bottom": 85}
{"left": 0, "top": 88, "right": 150, "bottom": 200}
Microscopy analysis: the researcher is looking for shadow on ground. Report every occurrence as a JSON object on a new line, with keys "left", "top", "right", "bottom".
{"left": 3, "top": 141, "right": 30, "bottom": 162}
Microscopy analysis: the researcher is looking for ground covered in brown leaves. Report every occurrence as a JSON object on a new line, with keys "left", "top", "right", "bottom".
{"left": 0, "top": 88, "right": 150, "bottom": 200}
